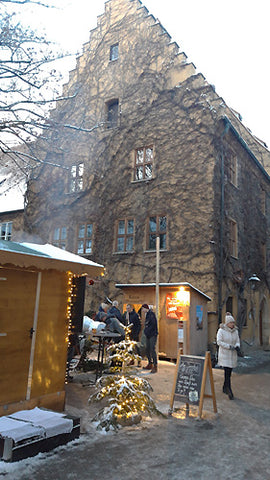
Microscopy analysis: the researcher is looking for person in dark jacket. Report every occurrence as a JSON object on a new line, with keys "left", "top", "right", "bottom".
{"left": 95, "top": 303, "right": 108, "bottom": 321}
{"left": 99, "top": 312, "right": 125, "bottom": 341}
{"left": 123, "top": 304, "right": 141, "bottom": 341}
{"left": 142, "top": 304, "right": 158, "bottom": 373}
{"left": 107, "top": 300, "right": 123, "bottom": 322}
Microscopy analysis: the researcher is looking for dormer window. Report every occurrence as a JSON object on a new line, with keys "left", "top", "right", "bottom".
{"left": 110, "top": 43, "right": 119, "bottom": 61}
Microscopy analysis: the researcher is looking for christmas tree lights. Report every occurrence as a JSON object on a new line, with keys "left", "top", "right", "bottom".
{"left": 89, "top": 325, "right": 164, "bottom": 430}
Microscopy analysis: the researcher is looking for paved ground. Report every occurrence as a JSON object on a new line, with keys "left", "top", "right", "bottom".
{"left": 1, "top": 346, "right": 270, "bottom": 480}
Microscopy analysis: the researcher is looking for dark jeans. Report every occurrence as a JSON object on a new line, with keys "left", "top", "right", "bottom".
{"left": 146, "top": 335, "right": 157, "bottom": 366}
{"left": 224, "top": 367, "right": 233, "bottom": 391}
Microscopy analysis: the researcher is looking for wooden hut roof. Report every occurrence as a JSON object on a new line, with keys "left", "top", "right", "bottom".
{"left": 115, "top": 282, "right": 211, "bottom": 301}
{"left": 0, "top": 240, "right": 104, "bottom": 276}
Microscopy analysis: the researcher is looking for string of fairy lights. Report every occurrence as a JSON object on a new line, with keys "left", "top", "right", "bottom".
{"left": 65, "top": 284, "right": 161, "bottom": 428}
{"left": 65, "top": 271, "right": 76, "bottom": 383}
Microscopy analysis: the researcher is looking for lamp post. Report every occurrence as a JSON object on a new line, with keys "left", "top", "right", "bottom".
{"left": 248, "top": 274, "right": 261, "bottom": 289}
{"left": 156, "top": 235, "right": 160, "bottom": 355}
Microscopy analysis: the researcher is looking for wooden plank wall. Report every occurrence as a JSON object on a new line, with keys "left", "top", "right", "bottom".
{"left": 0, "top": 266, "right": 69, "bottom": 412}
{"left": 0, "top": 268, "right": 37, "bottom": 404}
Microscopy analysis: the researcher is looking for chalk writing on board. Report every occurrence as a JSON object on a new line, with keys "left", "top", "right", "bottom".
{"left": 174, "top": 355, "right": 204, "bottom": 405}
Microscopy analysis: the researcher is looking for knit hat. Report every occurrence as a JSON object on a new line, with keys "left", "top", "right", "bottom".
{"left": 225, "top": 313, "right": 235, "bottom": 325}
{"left": 141, "top": 304, "right": 149, "bottom": 310}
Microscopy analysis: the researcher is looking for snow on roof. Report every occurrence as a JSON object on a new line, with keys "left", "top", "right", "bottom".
{"left": 115, "top": 282, "right": 211, "bottom": 301}
{"left": 0, "top": 240, "right": 104, "bottom": 276}
{"left": 22, "top": 242, "right": 103, "bottom": 267}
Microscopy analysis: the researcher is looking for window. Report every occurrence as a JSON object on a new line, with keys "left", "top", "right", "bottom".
{"left": 261, "top": 242, "right": 266, "bottom": 270}
{"left": 107, "top": 99, "right": 119, "bottom": 128}
{"left": 134, "top": 146, "right": 153, "bottom": 181}
{"left": 0, "top": 221, "right": 12, "bottom": 240}
{"left": 77, "top": 224, "right": 93, "bottom": 255}
{"left": 227, "top": 153, "right": 238, "bottom": 187}
{"left": 228, "top": 219, "right": 238, "bottom": 257}
{"left": 69, "top": 163, "right": 84, "bottom": 193}
{"left": 115, "top": 219, "right": 134, "bottom": 252}
{"left": 239, "top": 298, "right": 247, "bottom": 327}
{"left": 110, "top": 43, "right": 119, "bottom": 61}
{"left": 261, "top": 188, "right": 266, "bottom": 215}
{"left": 226, "top": 296, "right": 233, "bottom": 315}
{"left": 147, "top": 215, "right": 167, "bottom": 250}
{"left": 52, "top": 227, "right": 67, "bottom": 250}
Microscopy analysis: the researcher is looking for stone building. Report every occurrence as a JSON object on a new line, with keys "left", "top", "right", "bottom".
{"left": 0, "top": 161, "right": 25, "bottom": 242}
{"left": 23, "top": 0, "right": 270, "bottom": 347}
{"left": 0, "top": 208, "right": 24, "bottom": 242}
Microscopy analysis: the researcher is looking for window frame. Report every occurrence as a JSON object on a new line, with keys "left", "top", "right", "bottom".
{"left": 261, "top": 242, "right": 266, "bottom": 271}
{"left": 226, "top": 296, "right": 233, "bottom": 315}
{"left": 110, "top": 43, "right": 119, "bottom": 61}
{"left": 0, "top": 221, "right": 12, "bottom": 240}
{"left": 76, "top": 223, "right": 93, "bottom": 255}
{"left": 52, "top": 226, "right": 67, "bottom": 250}
{"left": 261, "top": 188, "right": 266, "bottom": 215}
{"left": 133, "top": 145, "right": 154, "bottom": 182}
{"left": 68, "top": 163, "right": 84, "bottom": 193}
{"left": 115, "top": 218, "right": 135, "bottom": 253}
{"left": 227, "top": 151, "right": 238, "bottom": 187}
{"left": 228, "top": 218, "right": 238, "bottom": 258}
{"left": 106, "top": 99, "right": 119, "bottom": 129}
{"left": 146, "top": 215, "right": 167, "bottom": 251}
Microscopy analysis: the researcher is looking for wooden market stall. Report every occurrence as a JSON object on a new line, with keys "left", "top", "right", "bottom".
{"left": 0, "top": 240, "right": 104, "bottom": 417}
{"left": 116, "top": 283, "right": 211, "bottom": 359}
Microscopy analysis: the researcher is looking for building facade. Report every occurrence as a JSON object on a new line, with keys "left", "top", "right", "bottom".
{"left": 23, "top": 0, "right": 270, "bottom": 347}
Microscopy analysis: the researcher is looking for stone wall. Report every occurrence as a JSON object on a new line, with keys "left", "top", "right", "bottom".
{"left": 24, "top": 0, "right": 270, "bottom": 343}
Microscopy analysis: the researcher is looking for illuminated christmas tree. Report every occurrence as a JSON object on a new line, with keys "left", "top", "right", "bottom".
{"left": 89, "top": 326, "right": 163, "bottom": 430}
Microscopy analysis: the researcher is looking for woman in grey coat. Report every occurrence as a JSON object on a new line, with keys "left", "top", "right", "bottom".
{"left": 217, "top": 313, "right": 241, "bottom": 400}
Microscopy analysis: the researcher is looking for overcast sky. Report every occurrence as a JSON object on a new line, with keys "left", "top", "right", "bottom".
{"left": 13, "top": 0, "right": 270, "bottom": 148}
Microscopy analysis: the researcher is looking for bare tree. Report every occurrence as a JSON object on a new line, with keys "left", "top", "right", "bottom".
{"left": 0, "top": 0, "right": 65, "bottom": 162}
{"left": 0, "top": 0, "right": 105, "bottom": 202}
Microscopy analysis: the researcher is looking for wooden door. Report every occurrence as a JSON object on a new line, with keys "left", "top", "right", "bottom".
{"left": 159, "top": 316, "right": 178, "bottom": 359}
{"left": 0, "top": 268, "right": 37, "bottom": 404}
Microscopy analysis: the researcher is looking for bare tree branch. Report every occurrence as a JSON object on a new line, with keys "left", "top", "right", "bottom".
{"left": 1, "top": 1, "right": 52, "bottom": 8}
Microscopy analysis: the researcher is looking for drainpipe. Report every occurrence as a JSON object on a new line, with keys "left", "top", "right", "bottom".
{"left": 218, "top": 122, "right": 230, "bottom": 325}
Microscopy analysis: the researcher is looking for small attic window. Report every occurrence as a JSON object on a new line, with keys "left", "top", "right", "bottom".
{"left": 106, "top": 99, "right": 119, "bottom": 128}
{"left": 110, "top": 43, "right": 119, "bottom": 61}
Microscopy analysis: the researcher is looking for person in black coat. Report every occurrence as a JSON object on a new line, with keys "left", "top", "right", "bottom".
{"left": 95, "top": 303, "right": 108, "bottom": 321}
{"left": 142, "top": 304, "right": 158, "bottom": 373}
{"left": 107, "top": 300, "right": 123, "bottom": 322}
{"left": 123, "top": 304, "right": 141, "bottom": 341}
{"left": 99, "top": 312, "right": 125, "bottom": 341}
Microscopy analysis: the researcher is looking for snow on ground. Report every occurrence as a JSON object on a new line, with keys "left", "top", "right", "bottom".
{"left": 1, "top": 352, "right": 270, "bottom": 480}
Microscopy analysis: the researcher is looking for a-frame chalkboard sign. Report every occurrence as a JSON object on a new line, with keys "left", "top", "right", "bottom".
{"left": 169, "top": 351, "right": 217, "bottom": 418}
